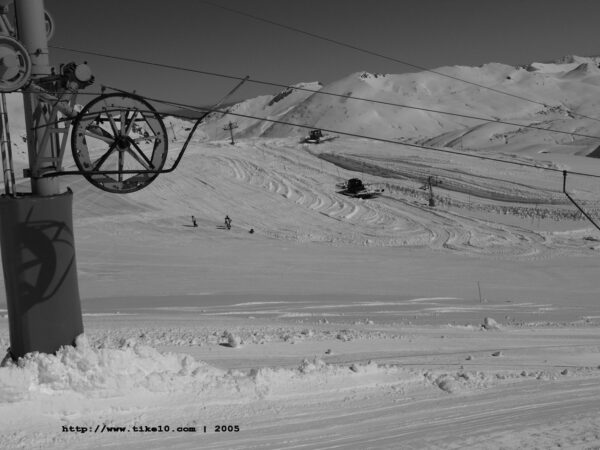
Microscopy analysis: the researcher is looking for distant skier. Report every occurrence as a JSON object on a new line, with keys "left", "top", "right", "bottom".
{"left": 249, "top": 228, "right": 254, "bottom": 234}
{"left": 224, "top": 215, "right": 232, "bottom": 230}
{"left": 191, "top": 215, "right": 197, "bottom": 227}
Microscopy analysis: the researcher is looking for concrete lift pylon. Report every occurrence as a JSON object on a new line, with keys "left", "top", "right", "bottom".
{"left": 0, "top": 0, "right": 83, "bottom": 360}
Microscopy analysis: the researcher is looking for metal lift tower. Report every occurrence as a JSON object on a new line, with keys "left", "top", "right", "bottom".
{"left": 0, "top": 0, "right": 83, "bottom": 360}
{"left": 0, "top": 1, "right": 249, "bottom": 361}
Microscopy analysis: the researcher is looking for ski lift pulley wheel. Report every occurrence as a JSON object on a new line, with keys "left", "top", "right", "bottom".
{"left": 0, "top": 35, "right": 31, "bottom": 92}
{"left": 71, "top": 93, "right": 168, "bottom": 194}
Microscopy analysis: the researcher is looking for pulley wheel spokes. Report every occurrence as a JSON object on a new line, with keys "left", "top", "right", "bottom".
{"left": 71, "top": 93, "right": 168, "bottom": 193}
{"left": 0, "top": 36, "right": 31, "bottom": 93}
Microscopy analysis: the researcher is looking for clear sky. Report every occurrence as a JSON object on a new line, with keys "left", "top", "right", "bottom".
{"left": 43, "top": 0, "right": 600, "bottom": 110}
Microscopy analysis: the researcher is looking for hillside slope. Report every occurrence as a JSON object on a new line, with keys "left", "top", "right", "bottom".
{"left": 199, "top": 55, "right": 600, "bottom": 160}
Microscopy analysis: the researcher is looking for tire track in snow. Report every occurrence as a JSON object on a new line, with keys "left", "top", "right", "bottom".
{"left": 192, "top": 376, "right": 600, "bottom": 449}
{"left": 208, "top": 144, "right": 394, "bottom": 243}
{"left": 110, "top": 139, "right": 594, "bottom": 256}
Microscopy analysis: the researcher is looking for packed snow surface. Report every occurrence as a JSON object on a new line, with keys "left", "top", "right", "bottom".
{"left": 1, "top": 56, "right": 600, "bottom": 448}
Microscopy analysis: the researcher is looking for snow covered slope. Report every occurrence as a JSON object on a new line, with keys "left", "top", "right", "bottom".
{"left": 200, "top": 55, "right": 600, "bottom": 159}
{"left": 1, "top": 56, "right": 600, "bottom": 450}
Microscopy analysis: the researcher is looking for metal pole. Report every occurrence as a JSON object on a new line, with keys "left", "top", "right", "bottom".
{"left": 563, "top": 170, "right": 600, "bottom": 232}
{"left": 0, "top": 0, "right": 83, "bottom": 360}
{"left": 2, "top": 94, "right": 16, "bottom": 191}
{"left": 0, "top": 94, "right": 9, "bottom": 195}
{"left": 428, "top": 176, "right": 435, "bottom": 207}
{"left": 14, "top": 0, "right": 56, "bottom": 195}
{"left": 224, "top": 121, "right": 237, "bottom": 145}
{"left": 0, "top": 93, "right": 15, "bottom": 195}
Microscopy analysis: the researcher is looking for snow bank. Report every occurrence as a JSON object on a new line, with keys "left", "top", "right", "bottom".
{"left": 222, "top": 330, "right": 243, "bottom": 348}
{"left": 429, "top": 370, "right": 515, "bottom": 394}
{"left": 0, "top": 335, "right": 225, "bottom": 402}
{"left": 482, "top": 317, "right": 503, "bottom": 330}
{"left": 431, "top": 371, "right": 499, "bottom": 394}
{"left": 0, "top": 336, "right": 422, "bottom": 406}
{"left": 249, "top": 358, "right": 423, "bottom": 399}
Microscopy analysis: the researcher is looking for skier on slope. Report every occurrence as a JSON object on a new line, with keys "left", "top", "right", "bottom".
{"left": 224, "top": 215, "right": 232, "bottom": 230}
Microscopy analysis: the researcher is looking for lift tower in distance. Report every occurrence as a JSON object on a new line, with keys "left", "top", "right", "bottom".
{"left": 223, "top": 121, "right": 238, "bottom": 145}
{"left": 0, "top": 0, "right": 83, "bottom": 360}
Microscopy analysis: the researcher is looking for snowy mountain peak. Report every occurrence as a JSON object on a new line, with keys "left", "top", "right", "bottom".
{"left": 198, "top": 54, "right": 600, "bottom": 151}
{"left": 563, "top": 62, "right": 600, "bottom": 78}
{"left": 552, "top": 54, "right": 600, "bottom": 65}
{"left": 526, "top": 55, "right": 600, "bottom": 74}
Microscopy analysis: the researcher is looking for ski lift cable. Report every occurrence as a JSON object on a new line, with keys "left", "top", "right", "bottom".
{"left": 30, "top": 85, "right": 599, "bottom": 228}
{"left": 33, "top": 77, "right": 249, "bottom": 181}
{"left": 107, "top": 87, "right": 600, "bottom": 180}
{"left": 563, "top": 171, "right": 600, "bottom": 231}
{"left": 20, "top": 81, "right": 600, "bottom": 181}
{"left": 49, "top": 45, "right": 600, "bottom": 143}
{"left": 42, "top": 83, "right": 600, "bottom": 182}
{"left": 198, "top": 0, "right": 600, "bottom": 125}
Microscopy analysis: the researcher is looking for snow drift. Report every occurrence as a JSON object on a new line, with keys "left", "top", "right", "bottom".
{"left": 0, "top": 334, "right": 425, "bottom": 406}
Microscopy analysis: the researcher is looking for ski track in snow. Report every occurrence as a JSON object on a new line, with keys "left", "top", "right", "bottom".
{"left": 116, "top": 138, "right": 594, "bottom": 259}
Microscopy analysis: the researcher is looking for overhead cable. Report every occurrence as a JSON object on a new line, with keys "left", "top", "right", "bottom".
{"left": 98, "top": 84, "right": 600, "bottom": 181}
{"left": 49, "top": 45, "right": 600, "bottom": 142}
{"left": 198, "top": 0, "right": 600, "bottom": 124}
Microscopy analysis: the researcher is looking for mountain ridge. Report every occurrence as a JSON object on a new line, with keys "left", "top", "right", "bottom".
{"left": 4, "top": 54, "right": 600, "bottom": 168}
{"left": 197, "top": 55, "right": 600, "bottom": 159}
